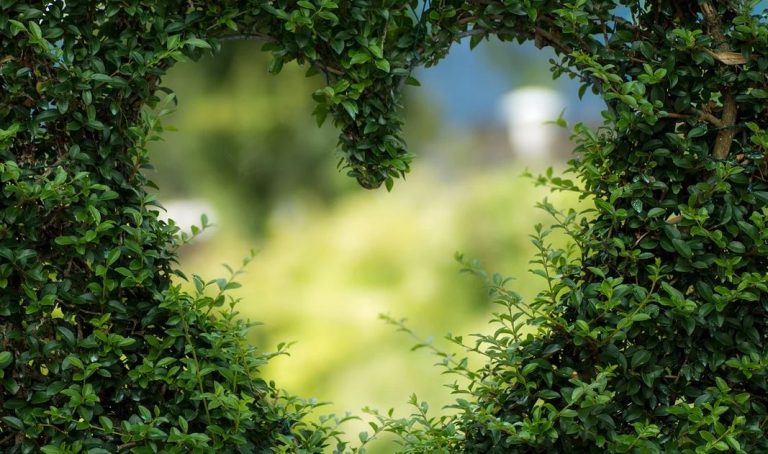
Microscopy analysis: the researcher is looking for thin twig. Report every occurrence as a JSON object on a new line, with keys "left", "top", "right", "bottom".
{"left": 220, "top": 33, "right": 277, "bottom": 43}
{"left": 313, "top": 62, "right": 344, "bottom": 76}
{"left": 0, "top": 433, "right": 14, "bottom": 447}
{"left": 457, "top": 28, "right": 487, "bottom": 40}
{"left": 612, "top": 15, "right": 639, "bottom": 31}
{"left": 534, "top": 26, "right": 574, "bottom": 54}
{"left": 632, "top": 231, "right": 650, "bottom": 248}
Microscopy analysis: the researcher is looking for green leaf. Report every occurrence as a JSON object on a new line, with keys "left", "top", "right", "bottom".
{"left": 340, "top": 100, "right": 358, "bottom": 119}
{"left": 367, "top": 43, "right": 384, "bottom": 59}
{"left": 575, "top": 319, "right": 589, "bottom": 333}
{"left": 178, "top": 416, "right": 189, "bottom": 433}
{"left": 570, "top": 387, "right": 585, "bottom": 402}
{"left": 374, "top": 59, "right": 391, "bottom": 73}
{"left": 588, "top": 266, "right": 606, "bottom": 278}
{"left": 57, "top": 326, "right": 76, "bottom": 346}
{"left": 725, "top": 436, "right": 741, "bottom": 451}
{"left": 688, "top": 125, "right": 707, "bottom": 138}
{"left": 107, "top": 248, "right": 121, "bottom": 266}
{"left": 385, "top": 176, "right": 394, "bottom": 192}
{"left": 539, "top": 390, "right": 560, "bottom": 400}
{"left": 185, "top": 37, "right": 211, "bottom": 49}
{"left": 0, "top": 123, "right": 20, "bottom": 141}
{"left": 268, "top": 56, "right": 284, "bottom": 74}
{"left": 700, "top": 431, "right": 715, "bottom": 443}
{"left": 727, "top": 241, "right": 745, "bottom": 253}
{"left": 297, "top": 0, "right": 316, "bottom": 10}
{"left": 349, "top": 51, "right": 371, "bottom": 65}
{"left": 41, "top": 447, "right": 64, "bottom": 454}
{"left": 521, "top": 363, "right": 538, "bottom": 375}
{"left": 7, "top": 20, "right": 27, "bottom": 35}
{"left": 671, "top": 238, "right": 693, "bottom": 258}
{"left": 317, "top": 11, "right": 339, "bottom": 23}
{"left": 631, "top": 349, "right": 652, "bottom": 368}
{"left": 620, "top": 94, "right": 638, "bottom": 107}
{"left": 53, "top": 236, "right": 77, "bottom": 246}
{"left": 0, "top": 351, "right": 12, "bottom": 369}
{"left": 261, "top": 4, "right": 290, "bottom": 19}
{"left": 330, "top": 38, "right": 345, "bottom": 54}
{"left": 99, "top": 415, "right": 114, "bottom": 433}
{"left": 2, "top": 415, "right": 23, "bottom": 430}
{"left": 28, "top": 21, "right": 43, "bottom": 41}
{"left": 90, "top": 73, "right": 114, "bottom": 83}
{"left": 405, "top": 76, "right": 421, "bottom": 86}
{"left": 594, "top": 199, "right": 614, "bottom": 214}
{"left": 64, "top": 355, "right": 84, "bottom": 370}
{"left": 647, "top": 207, "right": 665, "bottom": 218}
{"left": 138, "top": 405, "right": 151, "bottom": 421}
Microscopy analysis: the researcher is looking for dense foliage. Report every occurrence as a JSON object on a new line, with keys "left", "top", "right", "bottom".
{"left": 0, "top": 1, "right": 362, "bottom": 452}
{"left": 3, "top": 0, "right": 768, "bottom": 452}
{"left": 368, "top": 1, "right": 768, "bottom": 452}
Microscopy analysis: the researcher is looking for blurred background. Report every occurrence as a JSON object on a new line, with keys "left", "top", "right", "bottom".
{"left": 149, "top": 37, "right": 601, "bottom": 451}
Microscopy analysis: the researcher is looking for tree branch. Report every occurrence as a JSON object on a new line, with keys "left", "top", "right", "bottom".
{"left": 712, "top": 91, "right": 738, "bottom": 160}
{"left": 700, "top": 1, "right": 739, "bottom": 160}
{"left": 664, "top": 109, "right": 725, "bottom": 129}
{"left": 700, "top": 1, "right": 727, "bottom": 50}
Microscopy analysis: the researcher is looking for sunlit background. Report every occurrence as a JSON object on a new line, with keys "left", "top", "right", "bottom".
{"left": 148, "top": 38, "right": 601, "bottom": 452}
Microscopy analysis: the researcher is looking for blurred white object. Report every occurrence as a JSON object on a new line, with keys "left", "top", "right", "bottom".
{"left": 158, "top": 199, "right": 217, "bottom": 240}
{"left": 500, "top": 87, "right": 565, "bottom": 160}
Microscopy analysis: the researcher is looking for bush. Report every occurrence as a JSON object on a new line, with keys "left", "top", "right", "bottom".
{"left": 0, "top": 2, "right": 342, "bottom": 452}
{"left": 364, "top": 2, "right": 768, "bottom": 452}
{"left": 4, "top": 1, "right": 768, "bottom": 453}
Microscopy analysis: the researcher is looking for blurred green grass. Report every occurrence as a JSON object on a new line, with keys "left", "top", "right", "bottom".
{"left": 150, "top": 40, "right": 585, "bottom": 451}
{"left": 175, "top": 164, "right": 582, "bottom": 451}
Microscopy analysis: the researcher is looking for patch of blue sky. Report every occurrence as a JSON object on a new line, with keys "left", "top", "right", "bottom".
{"left": 414, "top": 38, "right": 604, "bottom": 127}
{"left": 413, "top": 2, "right": 768, "bottom": 128}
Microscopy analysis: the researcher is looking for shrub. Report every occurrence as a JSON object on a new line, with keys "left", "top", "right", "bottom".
{"left": 365, "top": 2, "right": 768, "bottom": 452}
{"left": 0, "top": 1, "right": 348, "bottom": 452}
{"left": 4, "top": 1, "right": 768, "bottom": 453}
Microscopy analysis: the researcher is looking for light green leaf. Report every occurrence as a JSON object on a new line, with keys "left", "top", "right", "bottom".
{"left": 185, "top": 37, "right": 211, "bottom": 49}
